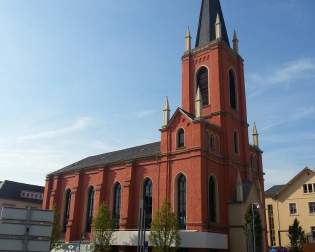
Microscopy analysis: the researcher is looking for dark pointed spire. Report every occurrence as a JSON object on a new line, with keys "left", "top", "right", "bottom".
{"left": 195, "top": 0, "right": 230, "bottom": 48}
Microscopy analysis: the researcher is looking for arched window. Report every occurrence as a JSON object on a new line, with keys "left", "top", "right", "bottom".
{"left": 143, "top": 179, "right": 152, "bottom": 229}
{"left": 63, "top": 189, "right": 72, "bottom": 232}
{"left": 85, "top": 186, "right": 95, "bottom": 232}
{"left": 209, "top": 176, "right": 217, "bottom": 223}
{"left": 233, "top": 131, "right": 239, "bottom": 154}
{"left": 177, "top": 128, "right": 185, "bottom": 148}
{"left": 197, "top": 67, "right": 209, "bottom": 106}
{"left": 113, "top": 183, "right": 121, "bottom": 229}
{"left": 229, "top": 70, "right": 237, "bottom": 109}
{"left": 177, "top": 174, "right": 187, "bottom": 229}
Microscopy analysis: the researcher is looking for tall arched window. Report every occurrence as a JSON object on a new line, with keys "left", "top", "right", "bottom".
{"left": 63, "top": 189, "right": 72, "bottom": 232}
{"left": 85, "top": 186, "right": 95, "bottom": 232}
{"left": 208, "top": 176, "right": 217, "bottom": 223}
{"left": 197, "top": 67, "right": 209, "bottom": 106}
{"left": 113, "top": 183, "right": 121, "bottom": 229}
{"left": 143, "top": 179, "right": 152, "bottom": 229}
{"left": 229, "top": 70, "right": 237, "bottom": 109}
{"left": 177, "top": 128, "right": 185, "bottom": 148}
{"left": 177, "top": 174, "right": 187, "bottom": 229}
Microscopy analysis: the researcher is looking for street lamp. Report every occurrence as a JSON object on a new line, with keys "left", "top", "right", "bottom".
{"left": 251, "top": 202, "right": 260, "bottom": 252}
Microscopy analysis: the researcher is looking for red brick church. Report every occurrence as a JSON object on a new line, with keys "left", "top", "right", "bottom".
{"left": 43, "top": 0, "right": 267, "bottom": 251}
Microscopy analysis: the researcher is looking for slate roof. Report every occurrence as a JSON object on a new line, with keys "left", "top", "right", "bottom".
{"left": 265, "top": 185, "right": 286, "bottom": 198}
{"left": 50, "top": 142, "right": 161, "bottom": 176}
{"left": 0, "top": 180, "right": 44, "bottom": 203}
{"left": 195, "top": 0, "right": 230, "bottom": 48}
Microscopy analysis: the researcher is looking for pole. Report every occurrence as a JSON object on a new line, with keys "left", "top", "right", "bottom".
{"left": 252, "top": 204, "right": 256, "bottom": 252}
{"left": 137, "top": 200, "right": 144, "bottom": 252}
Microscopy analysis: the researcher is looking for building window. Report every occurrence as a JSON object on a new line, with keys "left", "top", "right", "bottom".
{"left": 289, "top": 203, "right": 297, "bottom": 215}
{"left": 143, "top": 179, "right": 153, "bottom": 229}
{"left": 233, "top": 131, "right": 239, "bottom": 154}
{"left": 267, "top": 205, "right": 276, "bottom": 247}
{"left": 113, "top": 183, "right": 121, "bottom": 229}
{"left": 309, "top": 202, "right": 315, "bottom": 214}
{"left": 177, "top": 128, "right": 185, "bottom": 149}
{"left": 63, "top": 189, "right": 72, "bottom": 233}
{"left": 177, "top": 174, "right": 187, "bottom": 229}
{"left": 210, "top": 134, "right": 215, "bottom": 152}
{"left": 303, "top": 184, "right": 315, "bottom": 194}
{"left": 85, "top": 186, "right": 95, "bottom": 232}
{"left": 303, "top": 184, "right": 308, "bottom": 193}
{"left": 197, "top": 67, "right": 209, "bottom": 106}
{"left": 309, "top": 184, "right": 313, "bottom": 193}
{"left": 208, "top": 176, "right": 217, "bottom": 223}
{"left": 229, "top": 69, "right": 237, "bottom": 110}
{"left": 311, "top": 227, "right": 315, "bottom": 240}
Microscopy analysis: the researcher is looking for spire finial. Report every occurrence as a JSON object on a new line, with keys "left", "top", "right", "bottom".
{"left": 162, "top": 97, "right": 170, "bottom": 128}
{"left": 185, "top": 27, "right": 192, "bottom": 52}
{"left": 252, "top": 123, "right": 259, "bottom": 148}
{"left": 215, "top": 13, "right": 222, "bottom": 40}
{"left": 195, "top": 88, "right": 202, "bottom": 118}
{"left": 233, "top": 30, "right": 239, "bottom": 54}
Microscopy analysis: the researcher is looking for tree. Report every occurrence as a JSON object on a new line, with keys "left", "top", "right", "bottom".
{"left": 244, "top": 206, "right": 263, "bottom": 252}
{"left": 50, "top": 205, "right": 62, "bottom": 250}
{"left": 92, "top": 202, "right": 114, "bottom": 252}
{"left": 288, "top": 218, "right": 306, "bottom": 252}
{"left": 149, "top": 201, "right": 181, "bottom": 252}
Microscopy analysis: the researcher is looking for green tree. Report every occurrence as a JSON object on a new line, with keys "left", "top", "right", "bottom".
{"left": 245, "top": 206, "right": 263, "bottom": 252}
{"left": 149, "top": 201, "right": 181, "bottom": 252}
{"left": 50, "top": 205, "right": 62, "bottom": 250}
{"left": 288, "top": 218, "right": 306, "bottom": 252}
{"left": 92, "top": 202, "right": 114, "bottom": 252}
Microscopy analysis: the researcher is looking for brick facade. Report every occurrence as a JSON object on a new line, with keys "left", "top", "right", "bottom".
{"left": 43, "top": 1, "right": 267, "bottom": 251}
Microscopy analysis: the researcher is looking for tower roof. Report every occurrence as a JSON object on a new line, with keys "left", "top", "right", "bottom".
{"left": 195, "top": 0, "right": 230, "bottom": 48}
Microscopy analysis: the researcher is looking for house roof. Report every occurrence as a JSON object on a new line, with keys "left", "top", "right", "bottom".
{"left": 265, "top": 167, "right": 314, "bottom": 198}
{"left": 50, "top": 141, "right": 161, "bottom": 176}
{"left": 0, "top": 180, "right": 44, "bottom": 203}
{"left": 265, "top": 185, "right": 286, "bottom": 198}
{"left": 195, "top": 0, "right": 230, "bottom": 48}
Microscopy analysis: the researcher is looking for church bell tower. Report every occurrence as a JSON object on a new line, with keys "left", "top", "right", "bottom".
{"left": 181, "top": 0, "right": 250, "bottom": 169}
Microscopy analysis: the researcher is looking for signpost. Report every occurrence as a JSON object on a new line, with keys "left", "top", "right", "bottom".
{"left": 0, "top": 207, "right": 53, "bottom": 252}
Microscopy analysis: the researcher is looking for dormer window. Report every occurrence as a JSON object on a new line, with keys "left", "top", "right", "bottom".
{"left": 177, "top": 128, "right": 185, "bottom": 148}
{"left": 197, "top": 67, "right": 209, "bottom": 106}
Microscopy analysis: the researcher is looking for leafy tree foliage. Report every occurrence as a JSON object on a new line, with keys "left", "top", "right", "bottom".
{"left": 245, "top": 206, "right": 263, "bottom": 252}
{"left": 288, "top": 218, "right": 306, "bottom": 252}
{"left": 50, "top": 205, "right": 62, "bottom": 250}
{"left": 149, "top": 201, "right": 181, "bottom": 252}
{"left": 92, "top": 202, "right": 114, "bottom": 252}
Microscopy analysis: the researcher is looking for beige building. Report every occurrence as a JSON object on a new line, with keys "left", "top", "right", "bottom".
{"left": 265, "top": 167, "right": 315, "bottom": 248}
{"left": 0, "top": 180, "right": 44, "bottom": 209}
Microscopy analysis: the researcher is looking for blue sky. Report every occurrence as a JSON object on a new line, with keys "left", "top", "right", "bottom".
{"left": 0, "top": 0, "right": 314, "bottom": 189}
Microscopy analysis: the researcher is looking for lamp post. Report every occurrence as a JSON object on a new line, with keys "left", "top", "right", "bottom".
{"left": 251, "top": 203, "right": 260, "bottom": 252}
